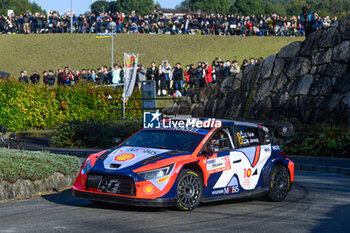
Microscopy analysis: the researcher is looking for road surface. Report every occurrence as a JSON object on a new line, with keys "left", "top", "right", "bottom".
{"left": 0, "top": 171, "right": 349, "bottom": 233}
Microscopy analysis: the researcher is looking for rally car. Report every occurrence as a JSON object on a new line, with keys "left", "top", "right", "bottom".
{"left": 73, "top": 118, "right": 294, "bottom": 211}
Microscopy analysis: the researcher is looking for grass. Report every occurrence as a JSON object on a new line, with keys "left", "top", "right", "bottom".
{"left": 0, "top": 148, "right": 81, "bottom": 183}
{"left": 0, "top": 34, "right": 303, "bottom": 77}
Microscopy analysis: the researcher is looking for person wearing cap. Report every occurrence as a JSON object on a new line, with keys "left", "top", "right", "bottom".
{"left": 230, "top": 60, "right": 240, "bottom": 74}
{"left": 18, "top": 71, "right": 29, "bottom": 84}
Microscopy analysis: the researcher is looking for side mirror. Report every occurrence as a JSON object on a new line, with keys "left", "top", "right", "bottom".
{"left": 200, "top": 148, "right": 213, "bottom": 158}
{"left": 113, "top": 138, "right": 122, "bottom": 145}
{"left": 272, "top": 121, "right": 295, "bottom": 145}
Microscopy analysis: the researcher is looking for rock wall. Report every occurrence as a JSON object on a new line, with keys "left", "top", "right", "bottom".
{"left": 164, "top": 15, "right": 350, "bottom": 127}
{"left": 0, "top": 172, "right": 76, "bottom": 201}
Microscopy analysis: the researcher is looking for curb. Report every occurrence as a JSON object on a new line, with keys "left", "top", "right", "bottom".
{"left": 294, "top": 163, "right": 350, "bottom": 176}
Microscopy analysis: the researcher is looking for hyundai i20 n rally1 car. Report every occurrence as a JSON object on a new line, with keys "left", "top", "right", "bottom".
{"left": 73, "top": 118, "right": 294, "bottom": 210}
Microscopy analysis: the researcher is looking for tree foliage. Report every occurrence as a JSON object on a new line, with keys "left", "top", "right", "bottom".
{"left": 189, "top": 0, "right": 230, "bottom": 14}
{"left": 91, "top": 0, "right": 156, "bottom": 16}
{"left": 0, "top": 0, "right": 44, "bottom": 16}
{"left": 176, "top": 0, "right": 350, "bottom": 16}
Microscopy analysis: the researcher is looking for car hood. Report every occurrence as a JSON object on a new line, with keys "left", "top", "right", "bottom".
{"left": 92, "top": 146, "right": 180, "bottom": 172}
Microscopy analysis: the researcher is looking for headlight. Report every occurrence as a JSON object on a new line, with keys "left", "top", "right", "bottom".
{"left": 137, "top": 164, "right": 174, "bottom": 180}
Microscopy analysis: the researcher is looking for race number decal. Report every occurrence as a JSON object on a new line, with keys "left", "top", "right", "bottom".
{"left": 207, "top": 156, "right": 231, "bottom": 174}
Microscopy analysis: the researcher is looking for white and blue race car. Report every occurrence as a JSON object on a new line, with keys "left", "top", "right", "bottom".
{"left": 73, "top": 118, "right": 294, "bottom": 211}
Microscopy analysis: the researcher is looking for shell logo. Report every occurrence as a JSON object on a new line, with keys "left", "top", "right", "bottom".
{"left": 114, "top": 153, "right": 135, "bottom": 162}
{"left": 143, "top": 185, "right": 154, "bottom": 194}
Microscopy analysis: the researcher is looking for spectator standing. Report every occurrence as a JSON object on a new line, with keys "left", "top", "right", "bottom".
{"left": 81, "top": 69, "right": 88, "bottom": 83}
{"left": 18, "top": 71, "right": 29, "bottom": 84}
{"left": 249, "top": 58, "right": 255, "bottom": 66}
{"left": 300, "top": 6, "right": 317, "bottom": 37}
{"left": 43, "top": 71, "right": 48, "bottom": 85}
{"left": 162, "top": 60, "right": 172, "bottom": 94}
{"left": 195, "top": 62, "right": 203, "bottom": 88}
{"left": 137, "top": 64, "right": 146, "bottom": 89}
{"left": 112, "top": 64, "right": 122, "bottom": 84}
{"left": 146, "top": 62, "right": 159, "bottom": 93}
{"left": 172, "top": 63, "right": 184, "bottom": 95}
{"left": 29, "top": 71, "right": 40, "bottom": 84}
{"left": 215, "top": 61, "right": 224, "bottom": 82}
{"left": 205, "top": 62, "right": 213, "bottom": 86}
{"left": 230, "top": 60, "right": 240, "bottom": 74}
{"left": 224, "top": 60, "right": 232, "bottom": 77}
{"left": 96, "top": 68, "right": 104, "bottom": 85}
{"left": 47, "top": 70, "right": 56, "bottom": 87}
{"left": 158, "top": 64, "right": 167, "bottom": 96}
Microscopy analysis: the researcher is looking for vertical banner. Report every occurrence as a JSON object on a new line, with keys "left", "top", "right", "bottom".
{"left": 123, "top": 53, "right": 139, "bottom": 98}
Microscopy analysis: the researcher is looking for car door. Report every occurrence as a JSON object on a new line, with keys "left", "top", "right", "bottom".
{"left": 204, "top": 127, "right": 240, "bottom": 196}
{"left": 227, "top": 125, "right": 271, "bottom": 191}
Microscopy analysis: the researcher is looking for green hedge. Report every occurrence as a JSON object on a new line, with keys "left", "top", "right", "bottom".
{"left": 51, "top": 119, "right": 143, "bottom": 148}
{"left": 283, "top": 124, "right": 350, "bottom": 158}
{"left": 0, "top": 148, "right": 81, "bottom": 183}
{"left": 0, "top": 81, "right": 142, "bottom": 131}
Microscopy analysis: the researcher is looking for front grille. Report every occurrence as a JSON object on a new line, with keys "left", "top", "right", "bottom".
{"left": 86, "top": 173, "right": 136, "bottom": 196}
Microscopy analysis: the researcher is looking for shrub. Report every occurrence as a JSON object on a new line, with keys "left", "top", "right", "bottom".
{"left": 51, "top": 119, "right": 143, "bottom": 148}
{"left": 283, "top": 124, "right": 350, "bottom": 158}
{"left": 0, "top": 148, "right": 81, "bottom": 183}
{"left": 0, "top": 81, "right": 142, "bottom": 131}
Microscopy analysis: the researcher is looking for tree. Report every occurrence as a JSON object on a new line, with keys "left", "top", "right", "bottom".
{"left": 0, "top": 0, "right": 44, "bottom": 15}
{"left": 232, "top": 0, "right": 266, "bottom": 16}
{"left": 176, "top": 0, "right": 229, "bottom": 14}
{"left": 115, "top": 0, "right": 155, "bottom": 15}
{"left": 91, "top": 0, "right": 156, "bottom": 16}
{"left": 91, "top": 0, "right": 111, "bottom": 14}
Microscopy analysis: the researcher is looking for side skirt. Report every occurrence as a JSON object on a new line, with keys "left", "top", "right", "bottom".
{"left": 201, "top": 188, "right": 269, "bottom": 203}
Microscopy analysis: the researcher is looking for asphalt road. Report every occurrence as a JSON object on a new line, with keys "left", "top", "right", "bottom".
{"left": 0, "top": 171, "right": 349, "bottom": 233}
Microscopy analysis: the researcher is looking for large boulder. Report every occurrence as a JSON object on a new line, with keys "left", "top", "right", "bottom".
{"left": 272, "top": 58, "right": 286, "bottom": 77}
{"left": 334, "top": 73, "right": 350, "bottom": 93}
{"left": 309, "top": 77, "right": 333, "bottom": 96}
{"left": 311, "top": 49, "right": 332, "bottom": 66}
{"left": 260, "top": 54, "right": 276, "bottom": 80}
{"left": 241, "top": 65, "right": 260, "bottom": 91}
{"left": 319, "top": 27, "right": 341, "bottom": 48}
{"left": 289, "top": 74, "right": 313, "bottom": 96}
{"left": 299, "top": 30, "right": 322, "bottom": 57}
{"left": 332, "top": 40, "right": 350, "bottom": 63}
{"left": 339, "top": 15, "right": 350, "bottom": 40}
{"left": 277, "top": 41, "right": 302, "bottom": 59}
{"left": 324, "top": 63, "right": 349, "bottom": 78}
{"left": 285, "top": 57, "right": 311, "bottom": 80}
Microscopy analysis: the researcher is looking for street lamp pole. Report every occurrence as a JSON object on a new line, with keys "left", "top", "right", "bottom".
{"left": 70, "top": 0, "right": 73, "bottom": 33}
{"left": 111, "top": 31, "right": 114, "bottom": 69}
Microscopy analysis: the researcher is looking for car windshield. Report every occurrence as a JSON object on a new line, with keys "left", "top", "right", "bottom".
{"left": 122, "top": 129, "right": 205, "bottom": 152}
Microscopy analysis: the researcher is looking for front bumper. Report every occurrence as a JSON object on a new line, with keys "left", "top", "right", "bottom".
{"left": 72, "top": 189, "right": 176, "bottom": 207}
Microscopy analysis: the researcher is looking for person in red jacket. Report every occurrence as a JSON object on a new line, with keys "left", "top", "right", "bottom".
{"left": 205, "top": 62, "right": 213, "bottom": 86}
{"left": 184, "top": 65, "right": 191, "bottom": 83}
{"left": 245, "top": 20, "right": 253, "bottom": 36}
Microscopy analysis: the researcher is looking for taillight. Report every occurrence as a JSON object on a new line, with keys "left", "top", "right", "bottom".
{"left": 278, "top": 151, "right": 286, "bottom": 157}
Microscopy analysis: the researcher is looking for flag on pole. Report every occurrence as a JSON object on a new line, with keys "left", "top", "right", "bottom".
{"left": 123, "top": 53, "right": 139, "bottom": 98}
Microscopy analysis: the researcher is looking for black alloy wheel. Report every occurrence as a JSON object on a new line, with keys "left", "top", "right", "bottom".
{"left": 176, "top": 169, "right": 203, "bottom": 211}
{"left": 267, "top": 164, "right": 290, "bottom": 202}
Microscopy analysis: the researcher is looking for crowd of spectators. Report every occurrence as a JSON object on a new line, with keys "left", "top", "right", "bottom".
{"left": 17, "top": 57, "right": 260, "bottom": 96}
{"left": 0, "top": 9, "right": 339, "bottom": 36}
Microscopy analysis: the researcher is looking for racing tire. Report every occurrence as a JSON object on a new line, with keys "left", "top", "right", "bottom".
{"left": 176, "top": 169, "right": 203, "bottom": 211}
{"left": 266, "top": 164, "right": 290, "bottom": 202}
